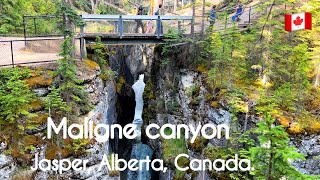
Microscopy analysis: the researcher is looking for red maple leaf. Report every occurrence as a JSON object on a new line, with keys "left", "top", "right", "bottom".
{"left": 293, "top": 16, "right": 303, "bottom": 26}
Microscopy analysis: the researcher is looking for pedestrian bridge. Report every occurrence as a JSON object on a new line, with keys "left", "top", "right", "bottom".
{"left": 79, "top": 14, "right": 193, "bottom": 44}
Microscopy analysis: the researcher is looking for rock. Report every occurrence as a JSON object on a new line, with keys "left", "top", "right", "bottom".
{"left": 0, "top": 155, "right": 15, "bottom": 179}
{"left": 208, "top": 108, "right": 232, "bottom": 125}
{"left": 180, "top": 71, "right": 197, "bottom": 90}
{"left": 76, "top": 61, "right": 100, "bottom": 83}
{"left": 291, "top": 134, "right": 320, "bottom": 175}
{"left": 34, "top": 88, "right": 49, "bottom": 97}
{"left": 160, "top": 169, "right": 175, "bottom": 180}
{"left": 127, "top": 143, "right": 153, "bottom": 180}
{"left": 71, "top": 164, "right": 108, "bottom": 179}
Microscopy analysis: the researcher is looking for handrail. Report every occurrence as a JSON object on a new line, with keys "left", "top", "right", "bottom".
{"left": 0, "top": 37, "right": 64, "bottom": 43}
{"left": 81, "top": 14, "right": 193, "bottom": 21}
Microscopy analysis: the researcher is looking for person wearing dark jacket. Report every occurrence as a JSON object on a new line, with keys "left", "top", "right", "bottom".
{"left": 155, "top": 4, "right": 164, "bottom": 34}
{"left": 135, "top": 6, "right": 145, "bottom": 33}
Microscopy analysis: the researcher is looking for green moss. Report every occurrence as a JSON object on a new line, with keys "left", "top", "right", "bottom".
{"left": 173, "top": 169, "right": 186, "bottom": 180}
{"left": 25, "top": 70, "right": 53, "bottom": 88}
{"left": 196, "top": 64, "right": 208, "bottom": 73}
{"left": 116, "top": 76, "right": 126, "bottom": 93}
{"left": 28, "top": 113, "right": 48, "bottom": 126}
{"left": 187, "top": 136, "right": 209, "bottom": 152}
{"left": 162, "top": 129, "right": 188, "bottom": 167}
{"left": 99, "top": 69, "right": 114, "bottom": 82}
{"left": 187, "top": 85, "right": 200, "bottom": 97}
{"left": 28, "top": 98, "right": 45, "bottom": 112}
{"left": 143, "top": 79, "right": 155, "bottom": 100}
{"left": 21, "top": 135, "right": 41, "bottom": 146}
{"left": 84, "top": 59, "right": 100, "bottom": 70}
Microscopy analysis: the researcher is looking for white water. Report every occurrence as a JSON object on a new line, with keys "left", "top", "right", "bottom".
{"left": 132, "top": 74, "right": 145, "bottom": 143}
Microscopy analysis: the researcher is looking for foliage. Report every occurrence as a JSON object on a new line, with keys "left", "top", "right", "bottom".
{"left": 161, "top": 27, "right": 192, "bottom": 66}
{"left": 0, "top": 0, "right": 56, "bottom": 34}
{"left": 249, "top": 113, "right": 305, "bottom": 179}
{"left": 0, "top": 68, "right": 34, "bottom": 124}
{"left": 55, "top": 37, "right": 91, "bottom": 117}
{"left": 55, "top": 0, "right": 84, "bottom": 36}
{"left": 73, "top": 0, "right": 91, "bottom": 12}
{"left": 45, "top": 87, "right": 68, "bottom": 118}
{"left": 92, "top": 37, "right": 109, "bottom": 71}
{"left": 161, "top": 128, "right": 188, "bottom": 168}
{"left": 97, "top": 3, "right": 122, "bottom": 15}
{"left": 206, "top": 24, "right": 247, "bottom": 90}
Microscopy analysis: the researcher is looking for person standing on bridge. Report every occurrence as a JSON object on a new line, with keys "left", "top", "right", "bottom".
{"left": 155, "top": 4, "right": 164, "bottom": 35}
{"left": 135, "top": 6, "right": 145, "bottom": 34}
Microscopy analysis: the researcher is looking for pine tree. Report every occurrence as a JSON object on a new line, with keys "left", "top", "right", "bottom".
{"left": 45, "top": 87, "right": 68, "bottom": 119}
{"left": 0, "top": 68, "right": 34, "bottom": 148}
{"left": 55, "top": 36, "right": 91, "bottom": 117}
{"left": 0, "top": 68, "right": 33, "bottom": 125}
{"left": 249, "top": 113, "right": 305, "bottom": 179}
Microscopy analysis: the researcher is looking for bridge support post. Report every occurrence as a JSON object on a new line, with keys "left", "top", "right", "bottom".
{"left": 156, "top": 16, "right": 161, "bottom": 39}
{"left": 178, "top": 21, "right": 182, "bottom": 34}
{"left": 119, "top": 15, "right": 123, "bottom": 39}
{"left": 80, "top": 25, "right": 85, "bottom": 60}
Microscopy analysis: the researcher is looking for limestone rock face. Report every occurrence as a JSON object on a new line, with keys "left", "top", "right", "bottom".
{"left": 34, "top": 88, "right": 49, "bottom": 97}
{"left": 0, "top": 155, "right": 16, "bottom": 180}
{"left": 208, "top": 108, "right": 232, "bottom": 125}
{"left": 291, "top": 134, "right": 320, "bottom": 175}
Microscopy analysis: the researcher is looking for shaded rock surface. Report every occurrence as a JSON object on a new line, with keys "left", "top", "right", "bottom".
{"left": 291, "top": 134, "right": 320, "bottom": 175}
{"left": 127, "top": 143, "right": 153, "bottom": 180}
{"left": 0, "top": 155, "right": 15, "bottom": 180}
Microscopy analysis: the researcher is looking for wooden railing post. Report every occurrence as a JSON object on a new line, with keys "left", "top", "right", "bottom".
{"left": 119, "top": 15, "right": 123, "bottom": 39}
{"left": 157, "top": 15, "right": 161, "bottom": 39}
{"left": 178, "top": 20, "right": 182, "bottom": 34}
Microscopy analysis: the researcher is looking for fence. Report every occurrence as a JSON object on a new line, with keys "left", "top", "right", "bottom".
{"left": 0, "top": 38, "right": 81, "bottom": 67}
{"left": 23, "top": 15, "right": 63, "bottom": 38}
{"left": 80, "top": 15, "right": 193, "bottom": 38}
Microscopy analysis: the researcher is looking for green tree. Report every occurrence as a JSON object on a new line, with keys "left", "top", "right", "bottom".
{"left": 0, "top": 68, "right": 35, "bottom": 149}
{"left": 249, "top": 113, "right": 305, "bottom": 179}
{"left": 45, "top": 87, "right": 68, "bottom": 119}
{"left": 55, "top": 37, "right": 91, "bottom": 117}
{"left": 207, "top": 23, "right": 247, "bottom": 90}
{"left": 0, "top": 0, "right": 56, "bottom": 34}
{"left": 0, "top": 68, "right": 33, "bottom": 125}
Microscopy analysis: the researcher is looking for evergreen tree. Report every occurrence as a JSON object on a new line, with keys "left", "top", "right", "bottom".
{"left": 249, "top": 113, "right": 305, "bottom": 179}
{"left": 45, "top": 87, "right": 68, "bottom": 119}
{"left": 0, "top": 68, "right": 34, "bottom": 148}
{"left": 0, "top": 68, "right": 33, "bottom": 125}
{"left": 55, "top": 36, "right": 91, "bottom": 117}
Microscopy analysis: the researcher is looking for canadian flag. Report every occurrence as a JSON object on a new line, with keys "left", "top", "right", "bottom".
{"left": 285, "top": 12, "right": 312, "bottom": 32}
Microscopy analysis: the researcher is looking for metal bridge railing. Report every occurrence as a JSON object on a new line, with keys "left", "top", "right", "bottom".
{"left": 80, "top": 15, "right": 193, "bottom": 38}
{"left": 0, "top": 38, "right": 81, "bottom": 67}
